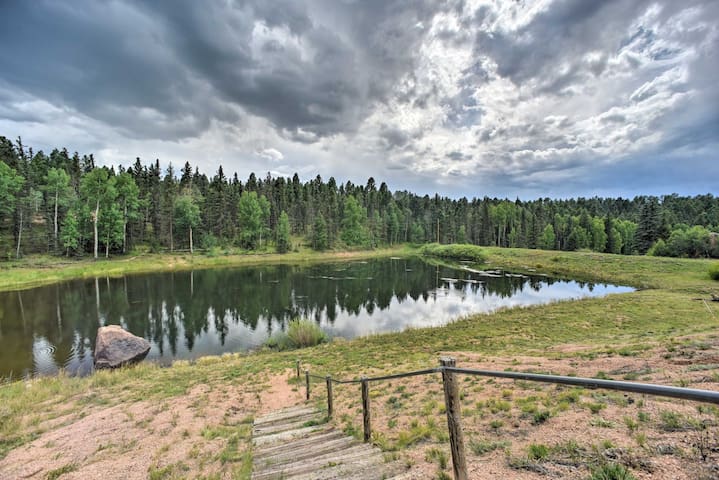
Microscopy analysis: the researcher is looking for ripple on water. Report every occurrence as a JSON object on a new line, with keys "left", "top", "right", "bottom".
{"left": 32, "top": 336, "right": 59, "bottom": 377}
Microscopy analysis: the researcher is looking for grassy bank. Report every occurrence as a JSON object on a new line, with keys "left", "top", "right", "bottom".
{"left": 0, "top": 245, "right": 412, "bottom": 293}
{"left": 483, "top": 246, "right": 717, "bottom": 292}
{"left": 2, "top": 248, "right": 719, "bottom": 479}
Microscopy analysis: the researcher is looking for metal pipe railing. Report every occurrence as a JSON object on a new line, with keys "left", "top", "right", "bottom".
{"left": 297, "top": 358, "right": 719, "bottom": 480}
{"left": 445, "top": 366, "right": 719, "bottom": 404}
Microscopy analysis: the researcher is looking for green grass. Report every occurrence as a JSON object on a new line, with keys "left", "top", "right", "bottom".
{"left": 709, "top": 262, "right": 719, "bottom": 281}
{"left": 420, "top": 243, "right": 487, "bottom": 263}
{"left": 532, "top": 410, "right": 551, "bottom": 424}
{"left": 589, "top": 463, "right": 637, "bottom": 480}
{"left": 527, "top": 443, "right": 550, "bottom": 460}
{"left": 1, "top": 247, "right": 718, "bottom": 469}
{"left": 45, "top": 463, "right": 78, "bottom": 480}
{"left": 147, "top": 462, "right": 190, "bottom": 480}
{"left": 425, "top": 447, "right": 448, "bottom": 469}
{"left": 265, "top": 319, "right": 328, "bottom": 351}
{"left": 469, "top": 439, "right": 510, "bottom": 455}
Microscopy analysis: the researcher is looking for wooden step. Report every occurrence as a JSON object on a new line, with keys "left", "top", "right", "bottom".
{"left": 284, "top": 452, "right": 404, "bottom": 480}
{"left": 253, "top": 444, "right": 378, "bottom": 479}
{"left": 253, "top": 424, "right": 331, "bottom": 447}
{"left": 254, "top": 435, "right": 356, "bottom": 465}
{"left": 253, "top": 406, "right": 318, "bottom": 426}
{"left": 253, "top": 414, "right": 326, "bottom": 437}
{"left": 253, "top": 430, "right": 347, "bottom": 459}
{"left": 251, "top": 405, "right": 407, "bottom": 480}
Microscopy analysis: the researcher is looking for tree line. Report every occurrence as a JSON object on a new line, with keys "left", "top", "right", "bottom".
{"left": 0, "top": 136, "right": 717, "bottom": 259}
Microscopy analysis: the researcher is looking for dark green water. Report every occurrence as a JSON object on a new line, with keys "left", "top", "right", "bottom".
{"left": 0, "top": 257, "right": 632, "bottom": 378}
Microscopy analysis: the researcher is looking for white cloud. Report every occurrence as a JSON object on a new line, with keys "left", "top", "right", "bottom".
{"left": 256, "top": 148, "right": 284, "bottom": 162}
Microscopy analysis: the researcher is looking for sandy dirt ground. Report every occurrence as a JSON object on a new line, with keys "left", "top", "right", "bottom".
{"left": 0, "top": 370, "right": 302, "bottom": 480}
{"left": 329, "top": 340, "right": 719, "bottom": 480}
{"left": 2, "top": 339, "right": 719, "bottom": 480}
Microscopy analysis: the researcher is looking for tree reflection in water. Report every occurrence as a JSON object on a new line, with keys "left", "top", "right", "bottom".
{"left": 0, "top": 258, "right": 632, "bottom": 378}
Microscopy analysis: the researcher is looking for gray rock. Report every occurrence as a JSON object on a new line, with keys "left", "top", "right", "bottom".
{"left": 94, "top": 325, "right": 151, "bottom": 369}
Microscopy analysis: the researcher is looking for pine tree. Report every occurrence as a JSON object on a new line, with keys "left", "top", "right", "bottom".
{"left": 162, "top": 164, "right": 178, "bottom": 250}
{"left": 635, "top": 198, "right": 661, "bottom": 254}
{"left": 604, "top": 215, "right": 616, "bottom": 253}
{"left": 276, "top": 211, "right": 291, "bottom": 253}
{"left": 457, "top": 225, "right": 467, "bottom": 243}
{"left": 410, "top": 221, "right": 425, "bottom": 243}
{"left": 311, "top": 213, "right": 328, "bottom": 251}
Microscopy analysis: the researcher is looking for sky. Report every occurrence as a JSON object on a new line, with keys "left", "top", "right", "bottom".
{"left": 0, "top": 0, "right": 717, "bottom": 200}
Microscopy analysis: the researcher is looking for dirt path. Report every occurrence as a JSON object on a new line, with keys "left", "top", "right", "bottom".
{"left": 0, "top": 370, "right": 302, "bottom": 480}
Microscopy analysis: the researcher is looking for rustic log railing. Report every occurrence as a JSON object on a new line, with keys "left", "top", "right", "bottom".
{"left": 298, "top": 357, "right": 719, "bottom": 480}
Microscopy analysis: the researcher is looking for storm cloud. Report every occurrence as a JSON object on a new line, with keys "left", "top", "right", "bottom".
{"left": 0, "top": 0, "right": 717, "bottom": 198}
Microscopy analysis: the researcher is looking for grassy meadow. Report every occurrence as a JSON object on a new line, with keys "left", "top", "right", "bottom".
{"left": 1, "top": 247, "right": 719, "bottom": 479}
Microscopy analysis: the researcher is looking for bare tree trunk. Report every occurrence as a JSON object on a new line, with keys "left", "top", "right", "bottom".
{"left": 170, "top": 220, "right": 173, "bottom": 252}
{"left": 189, "top": 226, "right": 193, "bottom": 254}
{"left": 54, "top": 190, "right": 59, "bottom": 251}
{"left": 93, "top": 200, "right": 99, "bottom": 259}
{"left": 16, "top": 208, "right": 23, "bottom": 259}
{"left": 122, "top": 203, "right": 127, "bottom": 254}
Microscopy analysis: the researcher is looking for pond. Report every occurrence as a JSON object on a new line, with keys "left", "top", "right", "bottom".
{"left": 0, "top": 257, "right": 633, "bottom": 378}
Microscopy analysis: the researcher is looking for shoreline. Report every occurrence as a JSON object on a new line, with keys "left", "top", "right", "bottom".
{"left": 0, "top": 245, "right": 413, "bottom": 293}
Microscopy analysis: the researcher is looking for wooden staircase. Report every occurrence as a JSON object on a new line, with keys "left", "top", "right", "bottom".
{"left": 251, "top": 405, "right": 412, "bottom": 479}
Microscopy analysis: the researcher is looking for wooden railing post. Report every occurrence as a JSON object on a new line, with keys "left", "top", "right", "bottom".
{"left": 305, "top": 369, "right": 310, "bottom": 401}
{"left": 440, "top": 357, "right": 468, "bottom": 480}
{"left": 361, "top": 377, "right": 371, "bottom": 443}
{"left": 326, "top": 375, "right": 333, "bottom": 418}
{"left": 296, "top": 359, "right": 300, "bottom": 378}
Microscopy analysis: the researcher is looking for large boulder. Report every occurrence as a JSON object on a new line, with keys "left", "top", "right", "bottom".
{"left": 94, "top": 325, "right": 151, "bottom": 369}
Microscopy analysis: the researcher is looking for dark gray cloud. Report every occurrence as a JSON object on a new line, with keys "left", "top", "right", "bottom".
{"left": 473, "top": 1, "right": 649, "bottom": 89}
{"left": 0, "top": 0, "right": 716, "bottom": 198}
{"left": 0, "top": 0, "right": 446, "bottom": 141}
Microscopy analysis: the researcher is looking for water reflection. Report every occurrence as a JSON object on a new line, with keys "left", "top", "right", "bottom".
{"left": 0, "top": 258, "right": 633, "bottom": 378}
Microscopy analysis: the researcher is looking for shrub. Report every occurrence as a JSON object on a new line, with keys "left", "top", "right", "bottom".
{"left": 469, "top": 440, "right": 510, "bottom": 455}
{"left": 528, "top": 443, "right": 549, "bottom": 460}
{"left": 200, "top": 233, "right": 218, "bottom": 250}
{"left": 647, "top": 239, "right": 669, "bottom": 257}
{"left": 709, "top": 263, "right": 719, "bottom": 281}
{"left": 532, "top": 410, "right": 551, "bottom": 425}
{"left": 264, "top": 319, "right": 328, "bottom": 351}
{"left": 287, "top": 319, "right": 328, "bottom": 348}
{"left": 589, "top": 463, "right": 636, "bottom": 480}
{"left": 419, "top": 243, "right": 487, "bottom": 263}
{"left": 425, "top": 447, "right": 448, "bottom": 469}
